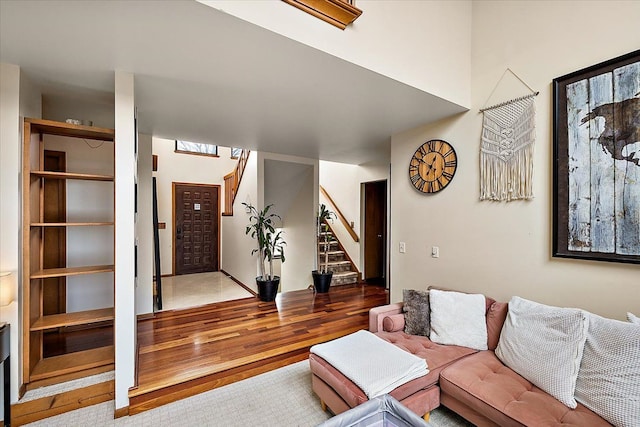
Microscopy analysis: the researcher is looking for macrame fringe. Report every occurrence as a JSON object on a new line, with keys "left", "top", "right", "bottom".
{"left": 480, "top": 145, "right": 534, "bottom": 201}
{"left": 479, "top": 97, "right": 536, "bottom": 202}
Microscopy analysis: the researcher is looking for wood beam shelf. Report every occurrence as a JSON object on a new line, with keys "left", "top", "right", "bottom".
{"left": 31, "top": 171, "right": 114, "bottom": 181}
{"left": 30, "top": 308, "right": 114, "bottom": 331}
{"left": 31, "top": 265, "right": 115, "bottom": 279}
{"left": 31, "top": 222, "right": 114, "bottom": 227}
{"left": 30, "top": 346, "right": 115, "bottom": 381}
{"left": 282, "top": 0, "right": 362, "bottom": 30}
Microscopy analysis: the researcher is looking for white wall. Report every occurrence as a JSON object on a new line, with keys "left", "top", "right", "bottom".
{"left": 319, "top": 160, "right": 389, "bottom": 275}
{"left": 152, "top": 138, "right": 238, "bottom": 276}
{"left": 221, "top": 152, "right": 259, "bottom": 291}
{"left": 264, "top": 159, "right": 316, "bottom": 292}
{"left": 44, "top": 135, "right": 114, "bottom": 312}
{"left": 390, "top": 1, "right": 640, "bottom": 319}
{"left": 114, "top": 71, "right": 136, "bottom": 411}
{"left": 0, "top": 63, "right": 41, "bottom": 405}
{"left": 136, "top": 133, "right": 153, "bottom": 315}
{"left": 201, "top": 0, "right": 472, "bottom": 108}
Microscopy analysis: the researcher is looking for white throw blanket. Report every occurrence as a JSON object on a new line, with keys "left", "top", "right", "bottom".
{"left": 310, "top": 330, "right": 428, "bottom": 398}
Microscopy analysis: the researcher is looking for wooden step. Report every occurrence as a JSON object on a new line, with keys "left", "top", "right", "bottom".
{"left": 30, "top": 346, "right": 115, "bottom": 381}
{"left": 31, "top": 308, "right": 114, "bottom": 331}
{"left": 13, "top": 375, "right": 114, "bottom": 426}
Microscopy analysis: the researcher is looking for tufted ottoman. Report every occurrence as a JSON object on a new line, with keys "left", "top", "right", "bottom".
{"left": 309, "top": 331, "right": 478, "bottom": 421}
{"left": 439, "top": 351, "right": 613, "bottom": 427}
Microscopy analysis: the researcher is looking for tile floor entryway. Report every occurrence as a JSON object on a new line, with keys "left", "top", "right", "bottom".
{"left": 157, "top": 271, "right": 254, "bottom": 311}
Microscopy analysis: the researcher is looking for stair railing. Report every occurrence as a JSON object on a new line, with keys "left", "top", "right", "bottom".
{"left": 223, "top": 149, "right": 250, "bottom": 216}
{"left": 319, "top": 185, "right": 359, "bottom": 242}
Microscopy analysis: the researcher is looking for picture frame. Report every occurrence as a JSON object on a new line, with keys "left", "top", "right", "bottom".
{"left": 553, "top": 50, "right": 640, "bottom": 264}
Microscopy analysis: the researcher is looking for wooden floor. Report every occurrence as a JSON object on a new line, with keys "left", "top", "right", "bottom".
{"left": 129, "top": 284, "right": 388, "bottom": 414}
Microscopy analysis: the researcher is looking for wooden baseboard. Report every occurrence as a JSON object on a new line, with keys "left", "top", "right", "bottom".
{"left": 114, "top": 406, "right": 129, "bottom": 418}
{"left": 220, "top": 270, "right": 256, "bottom": 296}
{"left": 12, "top": 380, "right": 114, "bottom": 426}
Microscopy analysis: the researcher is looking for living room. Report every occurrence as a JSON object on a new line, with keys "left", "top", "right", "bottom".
{"left": 1, "top": 0, "right": 638, "bottom": 425}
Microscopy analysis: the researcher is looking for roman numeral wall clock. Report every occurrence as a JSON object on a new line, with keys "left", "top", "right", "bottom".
{"left": 409, "top": 139, "right": 458, "bottom": 193}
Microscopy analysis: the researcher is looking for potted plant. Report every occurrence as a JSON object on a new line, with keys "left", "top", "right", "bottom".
{"left": 313, "top": 204, "right": 336, "bottom": 293}
{"left": 243, "top": 203, "right": 286, "bottom": 302}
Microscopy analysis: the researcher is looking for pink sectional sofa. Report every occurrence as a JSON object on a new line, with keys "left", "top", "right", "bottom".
{"left": 310, "top": 295, "right": 615, "bottom": 426}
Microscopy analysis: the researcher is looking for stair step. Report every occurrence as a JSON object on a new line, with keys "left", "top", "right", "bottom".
{"left": 321, "top": 250, "right": 346, "bottom": 262}
{"left": 318, "top": 260, "right": 352, "bottom": 273}
{"left": 331, "top": 271, "right": 359, "bottom": 285}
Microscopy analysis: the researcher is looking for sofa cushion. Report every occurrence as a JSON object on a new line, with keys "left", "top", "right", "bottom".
{"left": 382, "top": 314, "right": 405, "bottom": 332}
{"left": 495, "top": 296, "right": 588, "bottom": 409}
{"left": 429, "top": 289, "right": 488, "bottom": 351}
{"left": 440, "top": 351, "right": 612, "bottom": 427}
{"left": 402, "top": 289, "right": 430, "bottom": 336}
{"left": 486, "top": 301, "right": 508, "bottom": 351}
{"left": 575, "top": 312, "right": 640, "bottom": 427}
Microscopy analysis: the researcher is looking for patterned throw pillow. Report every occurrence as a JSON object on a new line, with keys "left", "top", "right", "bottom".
{"left": 575, "top": 313, "right": 640, "bottom": 427}
{"left": 495, "top": 296, "right": 588, "bottom": 409}
{"left": 429, "top": 289, "right": 487, "bottom": 350}
{"left": 628, "top": 312, "right": 640, "bottom": 325}
{"left": 402, "top": 289, "right": 430, "bottom": 337}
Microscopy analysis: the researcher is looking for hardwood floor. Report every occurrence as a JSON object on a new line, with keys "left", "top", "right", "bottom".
{"left": 129, "top": 284, "right": 388, "bottom": 414}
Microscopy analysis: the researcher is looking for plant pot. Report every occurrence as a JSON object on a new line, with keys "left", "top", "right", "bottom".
{"left": 312, "top": 270, "right": 333, "bottom": 293}
{"left": 257, "top": 276, "right": 280, "bottom": 302}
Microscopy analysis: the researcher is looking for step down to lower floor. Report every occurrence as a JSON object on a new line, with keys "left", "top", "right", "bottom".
{"left": 331, "top": 271, "right": 359, "bottom": 285}
{"left": 12, "top": 371, "right": 114, "bottom": 426}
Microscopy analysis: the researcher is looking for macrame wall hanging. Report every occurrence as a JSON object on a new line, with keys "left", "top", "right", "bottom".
{"left": 479, "top": 69, "right": 538, "bottom": 202}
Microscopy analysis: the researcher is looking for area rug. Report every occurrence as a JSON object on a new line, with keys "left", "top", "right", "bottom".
{"left": 25, "top": 361, "right": 473, "bottom": 426}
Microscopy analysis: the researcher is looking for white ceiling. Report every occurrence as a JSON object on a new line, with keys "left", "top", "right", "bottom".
{"left": 0, "top": 0, "right": 466, "bottom": 165}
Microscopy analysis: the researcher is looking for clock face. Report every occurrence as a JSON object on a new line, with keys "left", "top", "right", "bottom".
{"left": 409, "top": 139, "right": 457, "bottom": 193}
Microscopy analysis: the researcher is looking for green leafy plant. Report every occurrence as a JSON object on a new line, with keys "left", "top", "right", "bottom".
{"left": 317, "top": 203, "right": 336, "bottom": 274}
{"left": 243, "top": 203, "right": 286, "bottom": 281}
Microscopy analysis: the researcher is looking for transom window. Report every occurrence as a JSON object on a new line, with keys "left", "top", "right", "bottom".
{"left": 231, "top": 147, "right": 242, "bottom": 159}
{"left": 175, "top": 140, "right": 218, "bottom": 157}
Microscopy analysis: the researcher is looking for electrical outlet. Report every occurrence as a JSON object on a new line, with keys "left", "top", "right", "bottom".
{"left": 431, "top": 246, "right": 439, "bottom": 258}
{"left": 399, "top": 242, "right": 406, "bottom": 253}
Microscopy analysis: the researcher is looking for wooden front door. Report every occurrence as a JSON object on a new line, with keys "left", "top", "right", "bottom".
{"left": 43, "top": 150, "right": 66, "bottom": 315}
{"left": 364, "top": 180, "right": 387, "bottom": 283}
{"left": 173, "top": 183, "right": 220, "bottom": 275}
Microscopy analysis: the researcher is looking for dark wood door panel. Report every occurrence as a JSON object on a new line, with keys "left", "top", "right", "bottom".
{"left": 174, "top": 183, "right": 219, "bottom": 275}
{"left": 364, "top": 180, "right": 387, "bottom": 281}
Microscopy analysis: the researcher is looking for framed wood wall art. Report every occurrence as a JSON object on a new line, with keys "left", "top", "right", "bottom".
{"left": 553, "top": 50, "right": 640, "bottom": 264}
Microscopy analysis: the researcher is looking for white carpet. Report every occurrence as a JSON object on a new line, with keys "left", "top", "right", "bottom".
{"left": 25, "top": 361, "right": 473, "bottom": 426}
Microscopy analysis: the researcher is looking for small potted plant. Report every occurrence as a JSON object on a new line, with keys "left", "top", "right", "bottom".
{"left": 313, "top": 204, "right": 336, "bottom": 293}
{"left": 243, "top": 203, "right": 286, "bottom": 302}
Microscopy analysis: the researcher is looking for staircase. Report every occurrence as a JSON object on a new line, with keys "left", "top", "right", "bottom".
{"left": 317, "top": 223, "right": 359, "bottom": 286}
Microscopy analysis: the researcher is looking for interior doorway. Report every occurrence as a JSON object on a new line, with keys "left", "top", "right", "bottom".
{"left": 363, "top": 180, "right": 387, "bottom": 285}
{"left": 172, "top": 182, "right": 220, "bottom": 275}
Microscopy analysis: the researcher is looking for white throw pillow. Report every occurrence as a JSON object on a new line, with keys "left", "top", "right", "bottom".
{"left": 429, "top": 289, "right": 487, "bottom": 350}
{"left": 495, "top": 296, "right": 588, "bottom": 409}
{"left": 575, "top": 313, "right": 640, "bottom": 427}
{"left": 628, "top": 312, "right": 640, "bottom": 325}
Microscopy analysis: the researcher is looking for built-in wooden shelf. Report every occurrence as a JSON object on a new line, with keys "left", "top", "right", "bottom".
{"left": 31, "top": 170, "right": 114, "bottom": 181}
{"left": 25, "top": 118, "right": 114, "bottom": 141}
{"left": 30, "top": 345, "right": 115, "bottom": 381}
{"left": 31, "top": 222, "right": 114, "bottom": 227}
{"left": 31, "top": 265, "right": 114, "bottom": 279}
{"left": 31, "top": 308, "right": 114, "bottom": 331}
